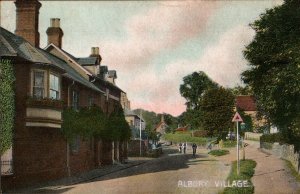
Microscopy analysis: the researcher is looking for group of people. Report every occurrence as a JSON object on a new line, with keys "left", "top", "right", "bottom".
{"left": 178, "top": 142, "right": 198, "bottom": 157}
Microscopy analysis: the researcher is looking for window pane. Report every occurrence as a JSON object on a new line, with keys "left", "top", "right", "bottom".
{"left": 50, "top": 74, "right": 59, "bottom": 90}
{"left": 34, "top": 72, "right": 44, "bottom": 87}
{"left": 33, "top": 87, "right": 44, "bottom": 98}
{"left": 50, "top": 74, "right": 60, "bottom": 99}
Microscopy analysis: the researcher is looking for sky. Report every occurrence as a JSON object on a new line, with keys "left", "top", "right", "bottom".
{"left": 0, "top": 0, "right": 282, "bottom": 116}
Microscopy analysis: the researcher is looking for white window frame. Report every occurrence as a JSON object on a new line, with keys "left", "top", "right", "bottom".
{"left": 31, "top": 69, "right": 47, "bottom": 99}
{"left": 49, "top": 72, "right": 61, "bottom": 100}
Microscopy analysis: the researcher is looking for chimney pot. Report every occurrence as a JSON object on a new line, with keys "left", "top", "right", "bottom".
{"left": 50, "top": 18, "right": 55, "bottom": 27}
{"left": 91, "top": 47, "right": 99, "bottom": 55}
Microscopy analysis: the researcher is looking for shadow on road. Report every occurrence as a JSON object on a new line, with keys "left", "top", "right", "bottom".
{"left": 83, "top": 150, "right": 211, "bottom": 184}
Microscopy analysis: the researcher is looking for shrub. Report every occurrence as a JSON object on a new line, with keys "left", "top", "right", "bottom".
{"left": 208, "top": 149, "right": 229, "bottom": 156}
{"left": 260, "top": 133, "right": 286, "bottom": 144}
{"left": 193, "top": 130, "right": 210, "bottom": 137}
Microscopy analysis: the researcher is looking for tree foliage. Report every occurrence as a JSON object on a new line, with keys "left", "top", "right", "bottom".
{"left": 180, "top": 71, "right": 218, "bottom": 110}
{"left": 201, "top": 87, "right": 235, "bottom": 137}
{"left": 106, "top": 104, "right": 131, "bottom": 141}
{"left": 242, "top": 0, "right": 300, "bottom": 135}
{"left": 0, "top": 59, "right": 15, "bottom": 154}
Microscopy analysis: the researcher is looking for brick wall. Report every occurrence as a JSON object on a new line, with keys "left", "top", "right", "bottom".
{"left": 2, "top": 62, "right": 68, "bottom": 190}
{"left": 128, "top": 140, "right": 147, "bottom": 157}
{"left": 69, "top": 138, "right": 95, "bottom": 176}
{"left": 99, "top": 139, "right": 113, "bottom": 165}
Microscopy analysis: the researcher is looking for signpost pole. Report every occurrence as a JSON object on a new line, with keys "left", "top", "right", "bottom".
{"left": 232, "top": 112, "right": 243, "bottom": 176}
{"left": 236, "top": 121, "right": 240, "bottom": 175}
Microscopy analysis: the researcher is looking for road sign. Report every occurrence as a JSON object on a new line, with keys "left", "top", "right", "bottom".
{"left": 232, "top": 112, "right": 243, "bottom": 122}
{"left": 232, "top": 111, "right": 243, "bottom": 175}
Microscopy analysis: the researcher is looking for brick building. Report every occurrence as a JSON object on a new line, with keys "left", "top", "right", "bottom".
{"left": 0, "top": 0, "right": 128, "bottom": 190}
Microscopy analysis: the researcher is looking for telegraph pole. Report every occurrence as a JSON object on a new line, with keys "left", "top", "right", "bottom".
{"left": 139, "top": 110, "right": 142, "bottom": 157}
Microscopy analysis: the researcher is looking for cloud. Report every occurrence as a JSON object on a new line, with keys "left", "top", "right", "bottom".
{"left": 123, "top": 25, "right": 255, "bottom": 116}
{"left": 100, "top": 1, "right": 220, "bottom": 69}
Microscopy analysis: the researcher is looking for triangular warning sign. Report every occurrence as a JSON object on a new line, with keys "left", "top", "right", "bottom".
{"left": 232, "top": 112, "right": 243, "bottom": 122}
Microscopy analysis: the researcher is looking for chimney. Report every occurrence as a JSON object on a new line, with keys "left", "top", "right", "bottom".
{"left": 89, "top": 47, "right": 102, "bottom": 64}
{"left": 46, "top": 18, "right": 64, "bottom": 48}
{"left": 15, "top": 0, "right": 42, "bottom": 47}
{"left": 90, "top": 47, "right": 99, "bottom": 56}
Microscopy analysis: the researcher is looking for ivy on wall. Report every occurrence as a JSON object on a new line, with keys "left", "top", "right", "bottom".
{"left": 62, "top": 104, "right": 131, "bottom": 142}
{"left": 0, "top": 59, "right": 15, "bottom": 154}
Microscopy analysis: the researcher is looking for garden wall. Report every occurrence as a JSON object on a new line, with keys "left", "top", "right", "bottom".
{"left": 261, "top": 142, "right": 300, "bottom": 174}
{"left": 244, "top": 132, "right": 263, "bottom": 141}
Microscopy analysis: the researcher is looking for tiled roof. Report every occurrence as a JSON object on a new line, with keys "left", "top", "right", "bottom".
{"left": 124, "top": 109, "right": 145, "bottom": 122}
{"left": 77, "top": 57, "right": 98, "bottom": 65}
{"left": 175, "top": 125, "right": 188, "bottom": 131}
{"left": 0, "top": 27, "right": 58, "bottom": 67}
{"left": 154, "top": 121, "right": 168, "bottom": 130}
{"left": 0, "top": 27, "right": 103, "bottom": 94}
{"left": 236, "top": 95, "right": 257, "bottom": 111}
{"left": 39, "top": 50, "right": 104, "bottom": 93}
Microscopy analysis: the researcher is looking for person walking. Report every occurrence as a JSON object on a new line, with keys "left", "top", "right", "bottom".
{"left": 179, "top": 142, "right": 182, "bottom": 153}
{"left": 192, "top": 143, "right": 197, "bottom": 157}
{"left": 183, "top": 142, "right": 187, "bottom": 154}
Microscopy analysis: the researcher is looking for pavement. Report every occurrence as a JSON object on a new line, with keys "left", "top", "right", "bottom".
{"left": 5, "top": 157, "right": 154, "bottom": 194}
{"left": 217, "top": 140, "right": 300, "bottom": 194}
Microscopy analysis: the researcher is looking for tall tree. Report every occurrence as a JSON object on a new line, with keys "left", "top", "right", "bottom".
{"left": 201, "top": 87, "right": 235, "bottom": 137}
{"left": 180, "top": 71, "right": 218, "bottom": 110}
{"left": 242, "top": 0, "right": 300, "bottom": 137}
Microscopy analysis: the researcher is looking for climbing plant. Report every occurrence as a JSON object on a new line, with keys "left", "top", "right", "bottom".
{"left": 105, "top": 104, "right": 131, "bottom": 141}
{"left": 61, "top": 104, "right": 130, "bottom": 142}
{"left": 62, "top": 106, "right": 107, "bottom": 142}
{"left": 0, "top": 59, "right": 15, "bottom": 154}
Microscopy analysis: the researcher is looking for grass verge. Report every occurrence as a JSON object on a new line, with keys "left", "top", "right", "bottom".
{"left": 283, "top": 159, "right": 300, "bottom": 182}
{"left": 223, "top": 141, "right": 237, "bottom": 148}
{"left": 222, "top": 159, "right": 256, "bottom": 194}
{"left": 163, "top": 133, "right": 212, "bottom": 145}
{"left": 209, "top": 149, "right": 229, "bottom": 156}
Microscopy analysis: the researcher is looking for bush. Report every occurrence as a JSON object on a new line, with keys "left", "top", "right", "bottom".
{"left": 208, "top": 149, "right": 229, "bottom": 156}
{"left": 193, "top": 130, "right": 210, "bottom": 137}
{"left": 260, "top": 133, "right": 286, "bottom": 144}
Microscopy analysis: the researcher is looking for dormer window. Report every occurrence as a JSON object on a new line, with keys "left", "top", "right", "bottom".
{"left": 33, "top": 70, "right": 45, "bottom": 98}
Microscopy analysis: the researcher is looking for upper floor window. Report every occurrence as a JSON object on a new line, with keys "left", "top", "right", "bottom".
{"left": 49, "top": 74, "right": 60, "bottom": 100}
{"left": 33, "top": 71, "right": 45, "bottom": 99}
{"left": 72, "top": 90, "right": 79, "bottom": 110}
